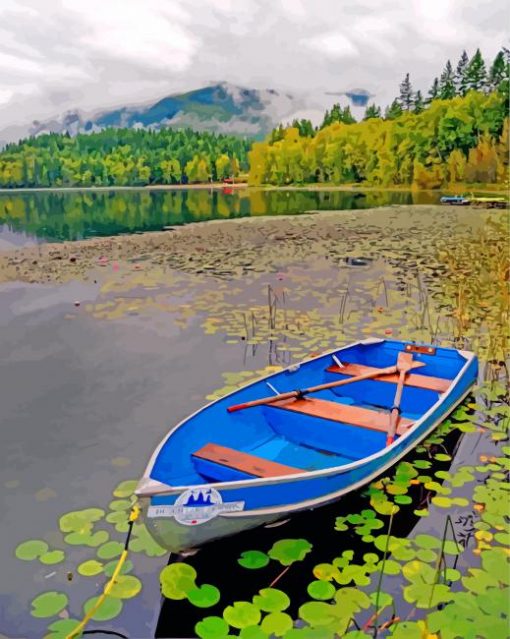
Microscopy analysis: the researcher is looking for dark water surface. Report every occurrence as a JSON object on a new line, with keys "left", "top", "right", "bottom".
{"left": 0, "top": 188, "right": 443, "bottom": 246}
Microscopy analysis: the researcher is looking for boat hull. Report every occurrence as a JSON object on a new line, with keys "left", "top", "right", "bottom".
{"left": 137, "top": 340, "right": 478, "bottom": 553}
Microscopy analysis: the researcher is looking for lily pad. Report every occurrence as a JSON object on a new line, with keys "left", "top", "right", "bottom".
{"left": 31, "top": 591, "right": 68, "bottom": 618}
{"left": 187, "top": 584, "right": 220, "bottom": 608}
{"left": 260, "top": 612, "right": 293, "bottom": 637}
{"left": 268, "top": 539, "right": 312, "bottom": 565}
{"left": 223, "top": 601, "right": 261, "bottom": 629}
{"left": 253, "top": 588, "right": 290, "bottom": 612}
{"left": 108, "top": 574, "right": 142, "bottom": 599}
{"left": 160, "top": 563, "right": 197, "bottom": 600}
{"left": 59, "top": 508, "right": 104, "bottom": 534}
{"left": 64, "top": 530, "right": 109, "bottom": 547}
{"left": 39, "top": 550, "right": 65, "bottom": 565}
{"left": 97, "top": 540, "right": 124, "bottom": 560}
{"left": 307, "top": 580, "right": 336, "bottom": 600}
{"left": 238, "top": 550, "right": 270, "bottom": 569}
{"left": 112, "top": 479, "right": 138, "bottom": 498}
{"left": 195, "top": 616, "right": 230, "bottom": 639}
{"left": 15, "top": 539, "right": 49, "bottom": 561}
{"left": 83, "top": 595, "right": 123, "bottom": 621}
{"left": 78, "top": 559, "right": 104, "bottom": 576}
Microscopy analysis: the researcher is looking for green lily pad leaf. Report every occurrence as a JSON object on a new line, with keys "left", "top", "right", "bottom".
{"left": 160, "top": 563, "right": 197, "bottom": 600}
{"left": 238, "top": 550, "right": 270, "bottom": 569}
{"left": 307, "top": 580, "right": 336, "bottom": 600}
{"left": 413, "top": 508, "right": 429, "bottom": 517}
{"left": 431, "top": 496, "right": 453, "bottom": 508}
{"left": 97, "top": 541, "right": 124, "bottom": 560}
{"left": 239, "top": 626, "right": 269, "bottom": 639}
{"left": 106, "top": 511, "right": 128, "bottom": 525}
{"left": 462, "top": 568, "right": 499, "bottom": 594}
{"left": 40, "top": 550, "right": 65, "bottom": 565}
{"left": 103, "top": 559, "right": 133, "bottom": 577}
{"left": 369, "top": 591, "right": 393, "bottom": 609}
{"left": 284, "top": 628, "right": 335, "bottom": 639}
{"left": 129, "top": 523, "right": 167, "bottom": 556}
{"left": 252, "top": 587, "right": 290, "bottom": 612}
{"left": 394, "top": 494, "right": 412, "bottom": 505}
{"left": 83, "top": 595, "right": 123, "bottom": 621}
{"left": 261, "top": 612, "right": 293, "bottom": 637}
{"left": 413, "top": 459, "right": 432, "bottom": 469}
{"left": 334, "top": 587, "right": 371, "bottom": 614}
{"left": 380, "top": 559, "right": 401, "bottom": 575}
{"left": 403, "top": 582, "right": 453, "bottom": 608}
{"left": 223, "top": 601, "right": 261, "bottom": 629}
{"left": 434, "top": 453, "right": 452, "bottom": 462}
{"left": 195, "top": 616, "right": 230, "bottom": 639}
{"left": 443, "top": 540, "right": 462, "bottom": 555}
{"left": 495, "top": 531, "right": 510, "bottom": 546}
{"left": 16, "top": 539, "right": 49, "bottom": 561}
{"left": 64, "top": 530, "right": 109, "bottom": 547}
{"left": 31, "top": 591, "right": 68, "bottom": 618}
{"left": 78, "top": 559, "right": 104, "bottom": 576}
{"left": 268, "top": 539, "right": 312, "bottom": 565}
{"left": 413, "top": 534, "right": 441, "bottom": 549}
{"left": 112, "top": 480, "right": 138, "bottom": 498}
{"left": 187, "top": 584, "right": 220, "bottom": 608}
{"left": 108, "top": 575, "right": 142, "bottom": 599}
{"left": 59, "top": 508, "right": 104, "bottom": 534}
{"left": 480, "top": 547, "right": 510, "bottom": 584}
{"left": 416, "top": 548, "right": 437, "bottom": 562}
{"left": 298, "top": 601, "right": 339, "bottom": 626}
{"left": 108, "top": 499, "right": 132, "bottom": 511}
{"left": 45, "top": 618, "right": 82, "bottom": 638}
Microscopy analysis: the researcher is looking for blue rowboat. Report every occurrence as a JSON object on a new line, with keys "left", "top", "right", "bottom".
{"left": 440, "top": 195, "right": 470, "bottom": 205}
{"left": 136, "top": 338, "right": 477, "bottom": 552}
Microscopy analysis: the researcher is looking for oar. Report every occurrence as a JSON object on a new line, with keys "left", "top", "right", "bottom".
{"left": 386, "top": 352, "right": 418, "bottom": 446}
{"left": 227, "top": 357, "right": 425, "bottom": 413}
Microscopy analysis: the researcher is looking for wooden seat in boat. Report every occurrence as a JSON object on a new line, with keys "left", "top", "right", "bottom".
{"left": 192, "top": 443, "right": 302, "bottom": 478}
{"left": 326, "top": 362, "right": 451, "bottom": 393}
{"left": 272, "top": 398, "right": 413, "bottom": 435}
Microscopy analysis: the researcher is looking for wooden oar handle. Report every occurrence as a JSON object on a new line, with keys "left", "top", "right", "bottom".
{"left": 227, "top": 390, "right": 298, "bottom": 412}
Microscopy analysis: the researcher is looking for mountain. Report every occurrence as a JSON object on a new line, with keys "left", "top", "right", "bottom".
{"left": 4, "top": 82, "right": 317, "bottom": 144}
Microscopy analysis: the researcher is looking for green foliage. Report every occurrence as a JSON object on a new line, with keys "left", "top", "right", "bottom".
{"left": 249, "top": 90, "right": 508, "bottom": 187}
{"left": 0, "top": 128, "right": 250, "bottom": 188}
{"left": 268, "top": 539, "right": 313, "bottom": 565}
{"left": 30, "top": 591, "right": 68, "bottom": 618}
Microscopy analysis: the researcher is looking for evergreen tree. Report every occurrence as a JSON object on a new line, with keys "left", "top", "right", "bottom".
{"left": 413, "top": 91, "right": 425, "bottom": 114}
{"left": 488, "top": 49, "right": 509, "bottom": 90}
{"left": 364, "top": 104, "right": 382, "bottom": 120}
{"left": 291, "top": 119, "right": 315, "bottom": 137}
{"left": 321, "top": 104, "right": 356, "bottom": 128}
{"left": 385, "top": 99, "right": 403, "bottom": 120}
{"left": 399, "top": 73, "right": 414, "bottom": 110}
{"left": 341, "top": 106, "right": 356, "bottom": 124}
{"left": 454, "top": 50, "right": 470, "bottom": 96}
{"left": 427, "top": 77, "right": 440, "bottom": 103}
{"left": 465, "top": 48, "right": 487, "bottom": 92}
{"left": 439, "top": 61, "right": 456, "bottom": 99}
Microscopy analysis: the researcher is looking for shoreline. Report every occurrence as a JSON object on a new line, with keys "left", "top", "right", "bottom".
{"left": 0, "top": 183, "right": 506, "bottom": 195}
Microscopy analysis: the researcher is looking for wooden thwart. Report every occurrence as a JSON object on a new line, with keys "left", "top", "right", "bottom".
{"left": 273, "top": 398, "right": 412, "bottom": 435}
{"left": 192, "top": 443, "right": 302, "bottom": 478}
{"left": 326, "top": 362, "right": 450, "bottom": 393}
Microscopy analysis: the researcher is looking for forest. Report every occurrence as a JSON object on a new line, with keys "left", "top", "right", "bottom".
{"left": 249, "top": 48, "right": 509, "bottom": 188}
{"left": 0, "top": 48, "right": 508, "bottom": 189}
{"left": 0, "top": 128, "right": 250, "bottom": 188}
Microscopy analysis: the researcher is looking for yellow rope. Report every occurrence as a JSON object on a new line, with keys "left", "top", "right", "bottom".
{"left": 66, "top": 504, "right": 140, "bottom": 639}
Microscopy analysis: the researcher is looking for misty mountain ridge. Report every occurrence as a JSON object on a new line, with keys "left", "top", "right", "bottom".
{"left": 5, "top": 82, "right": 326, "bottom": 145}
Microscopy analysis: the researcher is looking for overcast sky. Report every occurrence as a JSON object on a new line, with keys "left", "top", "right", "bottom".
{"left": 0, "top": 0, "right": 508, "bottom": 131}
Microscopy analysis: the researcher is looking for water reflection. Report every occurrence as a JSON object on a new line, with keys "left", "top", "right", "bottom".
{"left": 0, "top": 188, "right": 441, "bottom": 243}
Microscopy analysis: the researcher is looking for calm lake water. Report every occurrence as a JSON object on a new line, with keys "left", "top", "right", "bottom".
{"left": 0, "top": 188, "right": 443, "bottom": 245}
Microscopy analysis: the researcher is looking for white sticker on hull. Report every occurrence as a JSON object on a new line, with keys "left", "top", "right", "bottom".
{"left": 147, "top": 488, "right": 245, "bottom": 526}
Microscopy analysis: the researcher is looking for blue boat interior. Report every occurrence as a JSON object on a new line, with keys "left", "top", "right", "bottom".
{"left": 150, "top": 340, "right": 468, "bottom": 488}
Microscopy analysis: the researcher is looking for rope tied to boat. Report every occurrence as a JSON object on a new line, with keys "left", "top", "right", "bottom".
{"left": 66, "top": 504, "right": 141, "bottom": 639}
